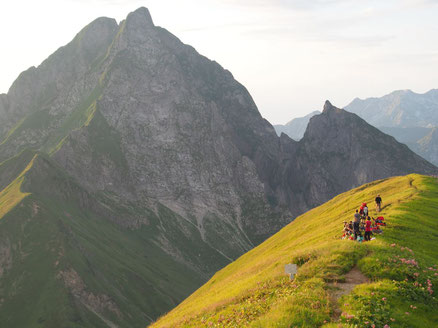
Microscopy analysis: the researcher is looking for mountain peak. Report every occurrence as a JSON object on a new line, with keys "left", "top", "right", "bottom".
{"left": 323, "top": 100, "right": 333, "bottom": 111}
{"left": 126, "top": 7, "right": 154, "bottom": 28}
{"left": 322, "top": 100, "right": 344, "bottom": 115}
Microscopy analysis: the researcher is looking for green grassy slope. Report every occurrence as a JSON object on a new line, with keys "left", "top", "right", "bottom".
{"left": 151, "top": 174, "right": 438, "bottom": 328}
{"left": 0, "top": 153, "right": 230, "bottom": 328}
{"left": 0, "top": 152, "right": 37, "bottom": 219}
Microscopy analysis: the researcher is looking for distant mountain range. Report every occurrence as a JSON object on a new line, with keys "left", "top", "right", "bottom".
{"left": 276, "top": 89, "right": 438, "bottom": 166}
{"left": 346, "top": 89, "right": 438, "bottom": 128}
{"left": 346, "top": 89, "right": 438, "bottom": 166}
{"left": 274, "top": 111, "right": 320, "bottom": 140}
{"left": 0, "top": 8, "right": 436, "bottom": 327}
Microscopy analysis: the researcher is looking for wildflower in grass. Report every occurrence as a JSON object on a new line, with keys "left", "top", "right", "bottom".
{"left": 390, "top": 243, "right": 396, "bottom": 247}
{"left": 384, "top": 325, "right": 390, "bottom": 328}
{"left": 414, "top": 272, "right": 419, "bottom": 277}
{"left": 390, "top": 318, "right": 395, "bottom": 321}
{"left": 405, "top": 312, "right": 410, "bottom": 315}
{"left": 400, "top": 258, "right": 419, "bottom": 267}
{"left": 427, "top": 279, "right": 433, "bottom": 294}
{"left": 382, "top": 297, "right": 387, "bottom": 301}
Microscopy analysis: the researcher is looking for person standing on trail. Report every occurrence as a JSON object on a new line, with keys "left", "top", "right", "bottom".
{"left": 375, "top": 195, "right": 382, "bottom": 212}
{"left": 365, "top": 216, "right": 372, "bottom": 241}
{"left": 353, "top": 210, "right": 361, "bottom": 240}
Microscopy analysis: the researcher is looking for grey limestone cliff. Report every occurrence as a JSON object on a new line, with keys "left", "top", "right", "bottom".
{"left": 290, "top": 101, "right": 437, "bottom": 207}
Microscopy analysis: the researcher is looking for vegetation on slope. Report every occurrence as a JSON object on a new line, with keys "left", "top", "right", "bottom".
{"left": 0, "top": 153, "right": 36, "bottom": 219}
{"left": 151, "top": 174, "right": 438, "bottom": 328}
{"left": 0, "top": 154, "right": 228, "bottom": 327}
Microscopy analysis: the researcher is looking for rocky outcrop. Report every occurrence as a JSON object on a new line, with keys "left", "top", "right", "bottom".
{"left": 57, "top": 268, "right": 122, "bottom": 320}
{"left": 48, "top": 7, "right": 291, "bottom": 244}
{"left": 0, "top": 16, "right": 118, "bottom": 161}
{"left": 0, "top": 239, "right": 11, "bottom": 279}
{"left": 290, "top": 101, "right": 437, "bottom": 207}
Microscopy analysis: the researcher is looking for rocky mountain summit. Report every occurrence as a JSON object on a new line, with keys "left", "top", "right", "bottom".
{"left": 289, "top": 101, "right": 436, "bottom": 207}
{"left": 0, "top": 8, "right": 436, "bottom": 327}
{"left": 278, "top": 90, "right": 438, "bottom": 166}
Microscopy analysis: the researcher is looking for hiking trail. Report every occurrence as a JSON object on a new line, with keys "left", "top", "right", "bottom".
{"left": 328, "top": 266, "right": 369, "bottom": 320}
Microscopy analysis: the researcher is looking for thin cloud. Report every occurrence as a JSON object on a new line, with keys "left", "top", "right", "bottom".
{"left": 68, "top": 0, "right": 143, "bottom": 4}
{"left": 404, "top": 0, "right": 438, "bottom": 7}
{"left": 216, "top": 0, "right": 353, "bottom": 9}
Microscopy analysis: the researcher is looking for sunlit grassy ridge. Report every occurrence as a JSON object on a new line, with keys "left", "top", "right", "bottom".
{"left": 0, "top": 154, "right": 36, "bottom": 219}
{"left": 151, "top": 174, "right": 438, "bottom": 328}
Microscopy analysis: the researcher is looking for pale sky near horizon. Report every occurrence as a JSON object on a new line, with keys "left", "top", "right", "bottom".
{"left": 0, "top": 0, "right": 437, "bottom": 124}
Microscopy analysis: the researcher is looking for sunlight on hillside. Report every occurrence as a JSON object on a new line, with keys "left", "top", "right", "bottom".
{"left": 0, "top": 155, "right": 36, "bottom": 219}
{"left": 151, "top": 174, "right": 438, "bottom": 328}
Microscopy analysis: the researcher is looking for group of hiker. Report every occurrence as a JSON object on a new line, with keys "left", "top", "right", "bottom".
{"left": 342, "top": 195, "right": 386, "bottom": 242}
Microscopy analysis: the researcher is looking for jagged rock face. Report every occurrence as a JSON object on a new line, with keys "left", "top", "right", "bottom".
{"left": 0, "top": 17, "right": 119, "bottom": 159}
{"left": 0, "top": 8, "right": 288, "bottom": 248}
{"left": 50, "top": 8, "right": 289, "bottom": 245}
{"left": 290, "top": 101, "right": 437, "bottom": 207}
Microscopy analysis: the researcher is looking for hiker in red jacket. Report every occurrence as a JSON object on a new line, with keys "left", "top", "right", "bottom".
{"left": 364, "top": 216, "right": 372, "bottom": 241}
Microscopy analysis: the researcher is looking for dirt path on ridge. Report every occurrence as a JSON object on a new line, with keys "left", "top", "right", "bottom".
{"left": 328, "top": 266, "right": 369, "bottom": 320}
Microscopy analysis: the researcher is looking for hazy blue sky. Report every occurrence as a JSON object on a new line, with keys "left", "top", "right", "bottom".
{"left": 1, "top": 0, "right": 437, "bottom": 123}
